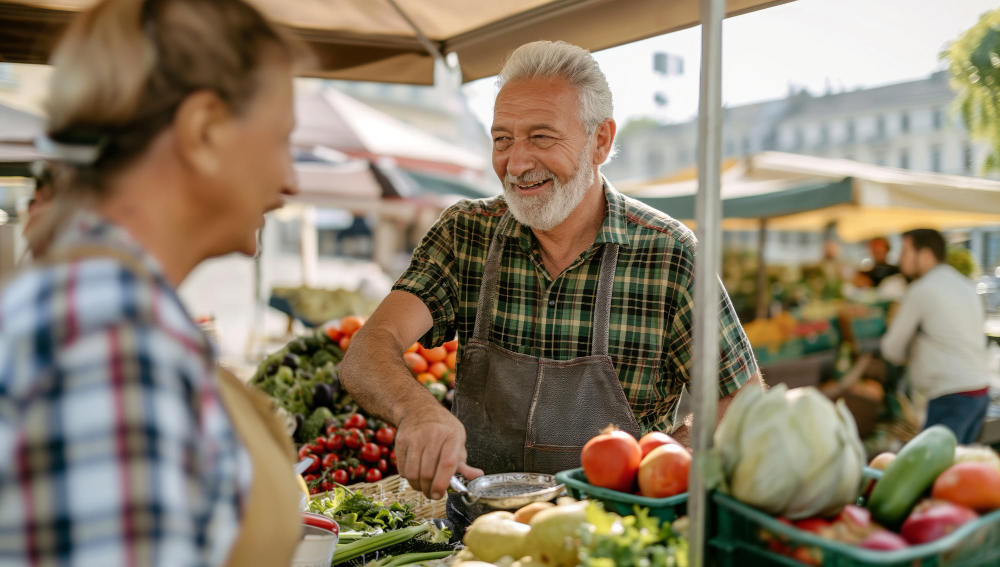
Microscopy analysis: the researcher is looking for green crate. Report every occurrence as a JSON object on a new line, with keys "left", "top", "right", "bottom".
{"left": 710, "top": 469, "right": 1000, "bottom": 566}
{"left": 800, "top": 329, "right": 839, "bottom": 354}
{"left": 754, "top": 339, "right": 806, "bottom": 365}
{"left": 555, "top": 468, "right": 686, "bottom": 525}
{"left": 850, "top": 316, "right": 887, "bottom": 340}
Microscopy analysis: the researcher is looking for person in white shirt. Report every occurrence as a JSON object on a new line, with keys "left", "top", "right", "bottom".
{"left": 881, "top": 229, "right": 991, "bottom": 443}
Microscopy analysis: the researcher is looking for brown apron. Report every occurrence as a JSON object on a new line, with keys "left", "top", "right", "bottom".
{"left": 448, "top": 212, "right": 641, "bottom": 531}
{"left": 39, "top": 246, "right": 301, "bottom": 566}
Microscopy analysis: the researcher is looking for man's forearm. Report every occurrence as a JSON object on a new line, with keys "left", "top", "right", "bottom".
{"left": 339, "top": 325, "right": 441, "bottom": 427}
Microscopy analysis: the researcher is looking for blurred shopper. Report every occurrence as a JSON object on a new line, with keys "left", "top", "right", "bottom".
{"left": 0, "top": 1, "right": 303, "bottom": 566}
{"left": 881, "top": 229, "right": 991, "bottom": 443}
{"left": 855, "top": 236, "right": 900, "bottom": 288}
{"left": 21, "top": 161, "right": 56, "bottom": 258}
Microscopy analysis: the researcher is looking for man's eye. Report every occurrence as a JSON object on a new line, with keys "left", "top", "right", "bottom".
{"left": 493, "top": 137, "right": 513, "bottom": 149}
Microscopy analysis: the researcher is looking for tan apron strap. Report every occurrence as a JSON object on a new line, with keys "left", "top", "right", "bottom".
{"left": 472, "top": 211, "right": 513, "bottom": 342}
{"left": 591, "top": 244, "right": 619, "bottom": 357}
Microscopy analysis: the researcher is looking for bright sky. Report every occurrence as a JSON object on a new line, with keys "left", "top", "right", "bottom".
{"left": 462, "top": 0, "right": 997, "bottom": 131}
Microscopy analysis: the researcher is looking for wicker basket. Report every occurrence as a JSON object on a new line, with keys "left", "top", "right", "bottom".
{"left": 345, "top": 475, "right": 447, "bottom": 522}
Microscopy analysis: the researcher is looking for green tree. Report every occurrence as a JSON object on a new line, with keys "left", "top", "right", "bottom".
{"left": 942, "top": 8, "right": 1000, "bottom": 173}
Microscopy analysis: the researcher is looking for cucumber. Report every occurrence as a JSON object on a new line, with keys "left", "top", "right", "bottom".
{"left": 868, "top": 425, "right": 957, "bottom": 528}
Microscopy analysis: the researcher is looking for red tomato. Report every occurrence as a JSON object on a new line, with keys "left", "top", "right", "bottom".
{"left": 377, "top": 459, "right": 389, "bottom": 473}
{"left": 345, "top": 414, "right": 367, "bottom": 430}
{"left": 333, "top": 469, "right": 349, "bottom": 485}
{"left": 637, "top": 432, "right": 682, "bottom": 459}
{"left": 344, "top": 430, "right": 364, "bottom": 450}
{"left": 325, "top": 326, "right": 343, "bottom": 343}
{"left": 376, "top": 427, "right": 396, "bottom": 446}
{"left": 366, "top": 469, "right": 383, "bottom": 483}
{"left": 340, "top": 315, "right": 365, "bottom": 336}
{"left": 419, "top": 345, "right": 448, "bottom": 363}
{"left": 326, "top": 434, "right": 345, "bottom": 451}
{"left": 320, "top": 480, "right": 334, "bottom": 492}
{"left": 361, "top": 442, "right": 382, "bottom": 463}
{"left": 298, "top": 446, "right": 314, "bottom": 460}
{"left": 305, "top": 455, "right": 321, "bottom": 474}
{"left": 338, "top": 335, "right": 351, "bottom": 351}
{"left": 403, "top": 352, "right": 429, "bottom": 374}
{"left": 314, "top": 437, "right": 328, "bottom": 451}
{"left": 638, "top": 444, "right": 691, "bottom": 498}
{"left": 581, "top": 429, "right": 642, "bottom": 493}
{"left": 307, "top": 443, "right": 326, "bottom": 456}
{"left": 380, "top": 445, "right": 390, "bottom": 458}
{"left": 444, "top": 339, "right": 458, "bottom": 353}
{"left": 353, "top": 465, "right": 368, "bottom": 481}
{"left": 303, "top": 474, "right": 318, "bottom": 484}
{"left": 321, "top": 453, "right": 340, "bottom": 469}
{"left": 389, "top": 450, "right": 397, "bottom": 466}
{"left": 364, "top": 429, "right": 375, "bottom": 442}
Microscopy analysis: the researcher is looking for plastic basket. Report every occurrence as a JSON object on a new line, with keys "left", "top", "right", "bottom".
{"left": 754, "top": 339, "right": 806, "bottom": 365}
{"left": 710, "top": 469, "right": 1000, "bottom": 566}
{"left": 555, "top": 468, "right": 686, "bottom": 525}
{"left": 800, "top": 329, "right": 839, "bottom": 354}
{"left": 850, "top": 317, "right": 887, "bottom": 341}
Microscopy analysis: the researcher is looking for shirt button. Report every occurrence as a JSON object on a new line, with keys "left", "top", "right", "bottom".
{"left": 548, "top": 299, "right": 556, "bottom": 307}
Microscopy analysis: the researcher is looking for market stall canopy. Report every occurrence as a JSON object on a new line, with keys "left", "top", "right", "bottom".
{"left": 0, "top": 0, "right": 792, "bottom": 84}
{"left": 621, "top": 152, "right": 1000, "bottom": 242}
{"left": 293, "top": 87, "right": 487, "bottom": 173}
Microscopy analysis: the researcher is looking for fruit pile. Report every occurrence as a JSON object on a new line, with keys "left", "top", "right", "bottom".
{"left": 580, "top": 428, "right": 692, "bottom": 499}
{"left": 299, "top": 412, "right": 398, "bottom": 495}
{"left": 762, "top": 426, "right": 1000, "bottom": 564}
{"left": 402, "top": 339, "right": 458, "bottom": 409}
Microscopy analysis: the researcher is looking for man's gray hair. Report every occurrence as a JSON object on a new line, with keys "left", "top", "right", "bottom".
{"left": 497, "top": 40, "right": 614, "bottom": 135}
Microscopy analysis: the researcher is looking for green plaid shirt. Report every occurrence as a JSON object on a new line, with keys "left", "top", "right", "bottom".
{"left": 394, "top": 181, "right": 757, "bottom": 432}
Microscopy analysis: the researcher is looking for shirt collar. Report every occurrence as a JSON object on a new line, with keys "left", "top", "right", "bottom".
{"left": 49, "top": 209, "right": 169, "bottom": 281}
{"left": 498, "top": 175, "right": 632, "bottom": 248}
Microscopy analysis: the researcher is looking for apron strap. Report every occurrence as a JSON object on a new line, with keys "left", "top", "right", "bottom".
{"left": 471, "top": 211, "right": 514, "bottom": 342}
{"left": 591, "top": 244, "right": 619, "bottom": 357}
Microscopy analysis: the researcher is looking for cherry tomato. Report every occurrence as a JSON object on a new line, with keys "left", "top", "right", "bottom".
{"left": 298, "top": 446, "right": 314, "bottom": 460}
{"left": 325, "top": 422, "right": 343, "bottom": 437}
{"left": 307, "top": 443, "right": 325, "bottom": 456}
{"left": 389, "top": 450, "right": 397, "bottom": 466}
{"left": 353, "top": 465, "right": 368, "bottom": 480}
{"left": 345, "top": 414, "right": 367, "bottom": 430}
{"left": 314, "top": 437, "right": 328, "bottom": 451}
{"left": 303, "top": 474, "right": 318, "bottom": 484}
{"left": 326, "top": 434, "right": 345, "bottom": 451}
{"left": 309, "top": 488, "right": 320, "bottom": 495}
{"left": 320, "top": 480, "right": 334, "bottom": 492}
{"left": 360, "top": 442, "right": 381, "bottom": 463}
{"left": 322, "top": 453, "right": 340, "bottom": 469}
{"left": 375, "top": 427, "right": 396, "bottom": 446}
{"left": 305, "top": 455, "right": 321, "bottom": 474}
{"left": 333, "top": 469, "right": 349, "bottom": 485}
{"left": 380, "top": 445, "right": 390, "bottom": 458}
{"left": 338, "top": 335, "right": 351, "bottom": 351}
{"left": 344, "top": 429, "right": 364, "bottom": 450}
{"left": 377, "top": 459, "right": 389, "bottom": 473}
{"left": 366, "top": 469, "right": 383, "bottom": 483}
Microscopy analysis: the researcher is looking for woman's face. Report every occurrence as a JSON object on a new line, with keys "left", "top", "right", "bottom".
{"left": 202, "top": 60, "right": 298, "bottom": 257}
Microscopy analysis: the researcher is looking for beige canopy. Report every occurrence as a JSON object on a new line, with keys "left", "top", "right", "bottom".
{"left": 1, "top": 0, "right": 790, "bottom": 84}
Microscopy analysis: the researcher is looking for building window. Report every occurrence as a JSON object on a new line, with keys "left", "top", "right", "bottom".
{"left": 645, "top": 149, "right": 664, "bottom": 175}
{"left": 845, "top": 120, "right": 856, "bottom": 143}
{"left": 742, "top": 137, "right": 751, "bottom": 154}
{"left": 874, "top": 151, "right": 887, "bottom": 167}
{"left": 930, "top": 145, "right": 942, "bottom": 173}
{"left": 933, "top": 108, "right": 944, "bottom": 130}
{"left": 964, "top": 144, "right": 975, "bottom": 174}
{"left": 819, "top": 123, "right": 830, "bottom": 146}
{"left": 900, "top": 111, "right": 910, "bottom": 134}
{"left": 899, "top": 149, "right": 910, "bottom": 170}
{"left": 876, "top": 115, "right": 886, "bottom": 138}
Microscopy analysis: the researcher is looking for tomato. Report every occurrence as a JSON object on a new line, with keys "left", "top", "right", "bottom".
{"left": 868, "top": 452, "right": 896, "bottom": 471}
{"left": 326, "top": 434, "right": 345, "bottom": 451}
{"left": 376, "top": 427, "right": 396, "bottom": 446}
{"left": 340, "top": 315, "right": 365, "bottom": 336}
{"left": 322, "top": 453, "right": 340, "bottom": 469}
{"left": 932, "top": 462, "right": 1000, "bottom": 512}
{"left": 403, "top": 352, "right": 429, "bottom": 374}
{"left": 320, "top": 480, "right": 334, "bottom": 492}
{"left": 637, "top": 432, "right": 682, "bottom": 459}
{"left": 364, "top": 429, "right": 375, "bottom": 442}
{"left": 345, "top": 414, "right": 367, "bottom": 430}
{"left": 339, "top": 335, "right": 351, "bottom": 351}
{"left": 314, "top": 437, "right": 328, "bottom": 451}
{"left": 377, "top": 459, "right": 389, "bottom": 473}
{"left": 305, "top": 455, "right": 321, "bottom": 474}
{"left": 581, "top": 429, "right": 642, "bottom": 493}
{"left": 325, "top": 326, "right": 343, "bottom": 343}
{"left": 416, "top": 372, "right": 436, "bottom": 385}
{"left": 325, "top": 423, "right": 343, "bottom": 437}
{"left": 406, "top": 343, "right": 420, "bottom": 354}
{"left": 366, "top": 469, "right": 383, "bottom": 483}
{"left": 353, "top": 465, "right": 368, "bottom": 481}
{"left": 429, "top": 362, "right": 449, "bottom": 380}
{"left": 444, "top": 339, "right": 458, "bottom": 353}
{"left": 344, "top": 429, "right": 364, "bottom": 450}
{"left": 419, "top": 345, "right": 448, "bottom": 363}
{"left": 303, "top": 474, "right": 318, "bottom": 484}
{"left": 333, "top": 469, "right": 349, "bottom": 485}
{"left": 298, "top": 446, "right": 314, "bottom": 460}
{"left": 380, "top": 445, "right": 390, "bottom": 458}
{"left": 361, "top": 442, "right": 382, "bottom": 463}
{"left": 306, "top": 443, "right": 325, "bottom": 456}
{"left": 446, "top": 351, "right": 457, "bottom": 371}
{"left": 637, "top": 444, "right": 691, "bottom": 498}
{"left": 389, "top": 450, "right": 397, "bottom": 466}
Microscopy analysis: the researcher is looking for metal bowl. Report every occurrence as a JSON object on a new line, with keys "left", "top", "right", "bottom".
{"left": 463, "top": 472, "right": 565, "bottom": 510}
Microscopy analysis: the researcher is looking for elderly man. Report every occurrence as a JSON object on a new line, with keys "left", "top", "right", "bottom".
{"left": 340, "top": 40, "right": 760, "bottom": 529}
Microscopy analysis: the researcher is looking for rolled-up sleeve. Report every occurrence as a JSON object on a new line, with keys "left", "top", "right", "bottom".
{"left": 392, "top": 207, "right": 462, "bottom": 348}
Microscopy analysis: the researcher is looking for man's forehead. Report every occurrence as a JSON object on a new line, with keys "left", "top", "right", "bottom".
{"left": 492, "top": 78, "right": 580, "bottom": 130}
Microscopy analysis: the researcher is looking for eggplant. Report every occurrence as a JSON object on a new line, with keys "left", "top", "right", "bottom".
{"left": 281, "top": 352, "right": 301, "bottom": 370}
{"left": 313, "top": 382, "right": 335, "bottom": 411}
{"left": 444, "top": 389, "right": 455, "bottom": 409}
{"left": 293, "top": 413, "right": 305, "bottom": 437}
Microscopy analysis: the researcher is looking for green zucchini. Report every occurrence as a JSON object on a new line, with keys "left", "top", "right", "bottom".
{"left": 868, "top": 425, "right": 957, "bottom": 528}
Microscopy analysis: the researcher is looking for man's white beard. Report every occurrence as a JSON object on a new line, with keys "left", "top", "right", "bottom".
{"left": 503, "top": 144, "right": 596, "bottom": 231}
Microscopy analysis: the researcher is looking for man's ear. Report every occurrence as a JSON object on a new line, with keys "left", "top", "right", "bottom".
{"left": 593, "top": 118, "right": 617, "bottom": 165}
{"left": 172, "top": 90, "right": 232, "bottom": 177}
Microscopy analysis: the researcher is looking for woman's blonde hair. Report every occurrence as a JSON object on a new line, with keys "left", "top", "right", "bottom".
{"left": 31, "top": 0, "right": 301, "bottom": 252}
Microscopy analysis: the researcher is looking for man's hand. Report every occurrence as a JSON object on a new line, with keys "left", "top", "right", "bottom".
{"left": 395, "top": 404, "right": 483, "bottom": 500}
{"left": 672, "top": 372, "right": 763, "bottom": 448}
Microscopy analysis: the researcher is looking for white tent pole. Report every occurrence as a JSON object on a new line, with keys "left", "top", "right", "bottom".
{"left": 688, "top": 0, "right": 725, "bottom": 563}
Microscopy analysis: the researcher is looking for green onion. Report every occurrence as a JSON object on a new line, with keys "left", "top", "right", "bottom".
{"left": 382, "top": 551, "right": 455, "bottom": 566}
{"left": 332, "top": 525, "right": 429, "bottom": 564}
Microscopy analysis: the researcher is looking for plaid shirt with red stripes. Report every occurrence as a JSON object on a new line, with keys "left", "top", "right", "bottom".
{"left": 0, "top": 213, "right": 251, "bottom": 567}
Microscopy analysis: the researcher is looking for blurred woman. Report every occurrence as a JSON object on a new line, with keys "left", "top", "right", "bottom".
{"left": 0, "top": 0, "right": 305, "bottom": 565}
